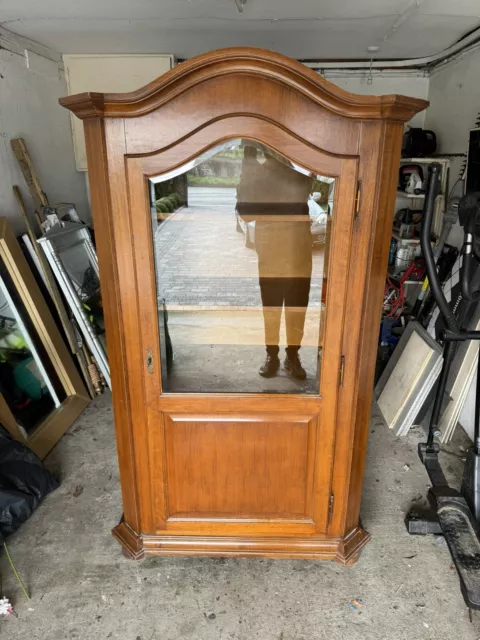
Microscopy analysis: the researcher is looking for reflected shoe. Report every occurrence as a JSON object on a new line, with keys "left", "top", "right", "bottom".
{"left": 284, "top": 354, "right": 307, "bottom": 380}
{"left": 259, "top": 355, "right": 280, "bottom": 378}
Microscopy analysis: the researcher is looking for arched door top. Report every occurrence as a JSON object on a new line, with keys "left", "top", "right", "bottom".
{"left": 60, "top": 47, "right": 428, "bottom": 123}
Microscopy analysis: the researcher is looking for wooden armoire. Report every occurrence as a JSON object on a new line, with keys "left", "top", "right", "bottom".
{"left": 61, "top": 48, "right": 427, "bottom": 563}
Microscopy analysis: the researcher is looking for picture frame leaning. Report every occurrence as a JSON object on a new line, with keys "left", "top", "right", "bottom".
{"left": 0, "top": 217, "right": 89, "bottom": 459}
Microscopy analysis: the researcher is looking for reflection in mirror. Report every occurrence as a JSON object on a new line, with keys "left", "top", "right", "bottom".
{"left": 0, "top": 258, "right": 66, "bottom": 433}
{"left": 150, "top": 139, "right": 334, "bottom": 394}
{"left": 38, "top": 223, "right": 110, "bottom": 388}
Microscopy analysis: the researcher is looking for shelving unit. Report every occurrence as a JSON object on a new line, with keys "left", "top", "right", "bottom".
{"left": 396, "top": 157, "right": 450, "bottom": 238}
{"left": 384, "top": 158, "right": 450, "bottom": 317}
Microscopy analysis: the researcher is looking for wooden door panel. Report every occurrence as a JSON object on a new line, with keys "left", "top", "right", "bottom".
{"left": 127, "top": 146, "right": 359, "bottom": 536}
{"left": 164, "top": 413, "right": 317, "bottom": 521}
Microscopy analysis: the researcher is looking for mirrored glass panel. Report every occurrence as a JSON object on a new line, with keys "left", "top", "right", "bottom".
{"left": 150, "top": 139, "right": 334, "bottom": 394}
{"left": 38, "top": 223, "right": 109, "bottom": 388}
{"left": 0, "top": 258, "right": 66, "bottom": 433}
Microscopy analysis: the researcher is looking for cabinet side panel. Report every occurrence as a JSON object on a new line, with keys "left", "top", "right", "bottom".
{"left": 344, "top": 121, "right": 404, "bottom": 533}
{"left": 83, "top": 118, "right": 141, "bottom": 531}
{"left": 328, "top": 121, "right": 404, "bottom": 537}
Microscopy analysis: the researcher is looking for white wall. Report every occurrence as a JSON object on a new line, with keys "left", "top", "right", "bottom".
{"left": 425, "top": 46, "right": 480, "bottom": 180}
{"left": 424, "top": 45, "right": 480, "bottom": 248}
{"left": 325, "top": 72, "right": 430, "bottom": 128}
{"left": 0, "top": 28, "right": 89, "bottom": 234}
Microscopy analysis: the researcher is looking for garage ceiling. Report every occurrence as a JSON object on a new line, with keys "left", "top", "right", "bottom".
{"left": 1, "top": 0, "right": 480, "bottom": 59}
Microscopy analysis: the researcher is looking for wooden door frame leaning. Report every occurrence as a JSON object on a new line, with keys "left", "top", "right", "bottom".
{"left": 0, "top": 218, "right": 89, "bottom": 459}
{"left": 61, "top": 47, "right": 427, "bottom": 562}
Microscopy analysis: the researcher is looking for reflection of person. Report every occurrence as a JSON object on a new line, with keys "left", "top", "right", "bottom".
{"left": 237, "top": 146, "right": 312, "bottom": 379}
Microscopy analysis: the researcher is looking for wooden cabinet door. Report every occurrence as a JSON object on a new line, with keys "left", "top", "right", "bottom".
{"left": 124, "top": 127, "right": 358, "bottom": 537}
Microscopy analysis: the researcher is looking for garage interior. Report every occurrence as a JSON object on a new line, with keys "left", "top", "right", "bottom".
{"left": 1, "top": 2, "right": 480, "bottom": 639}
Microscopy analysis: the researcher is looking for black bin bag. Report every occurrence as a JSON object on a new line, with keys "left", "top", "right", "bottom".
{"left": 0, "top": 426, "right": 58, "bottom": 542}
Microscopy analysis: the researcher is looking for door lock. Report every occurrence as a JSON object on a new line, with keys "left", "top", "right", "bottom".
{"left": 146, "top": 348, "right": 154, "bottom": 375}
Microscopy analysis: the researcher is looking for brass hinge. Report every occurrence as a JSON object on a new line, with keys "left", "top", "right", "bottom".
{"left": 146, "top": 347, "right": 154, "bottom": 375}
{"left": 328, "top": 494, "right": 335, "bottom": 522}
{"left": 355, "top": 180, "right": 362, "bottom": 220}
{"left": 338, "top": 355, "right": 345, "bottom": 387}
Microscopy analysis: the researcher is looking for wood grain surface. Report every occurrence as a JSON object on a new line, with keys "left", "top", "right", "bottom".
{"left": 62, "top": 47, "right": 427, "bottom": 561}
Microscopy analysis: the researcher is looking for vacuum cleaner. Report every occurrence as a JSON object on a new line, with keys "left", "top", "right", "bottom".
{"left": 406, "top": 163, "right": 480, "bottom": 614}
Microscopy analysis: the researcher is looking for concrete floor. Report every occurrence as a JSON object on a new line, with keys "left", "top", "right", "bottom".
{"left": 1, "top": 394, "right": 480, "bottom": 639}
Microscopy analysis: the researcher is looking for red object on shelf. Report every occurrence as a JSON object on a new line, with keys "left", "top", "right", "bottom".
{"left": 383, "top": 258, "right": 425, "bottom": 317}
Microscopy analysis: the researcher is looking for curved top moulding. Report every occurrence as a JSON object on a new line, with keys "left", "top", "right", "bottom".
{"left": 59, "top": 47, "right": 428, "bottom": 123}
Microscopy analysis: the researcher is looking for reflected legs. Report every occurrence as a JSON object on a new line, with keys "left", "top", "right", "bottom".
{"left": 259, "top": 277, "right": 311, "bottom": 379}
{"left": 284, "top": 277, "right": 310, "bottom": 356}
{"left": 259, "top": 277, "right": 283, "bottom": 355}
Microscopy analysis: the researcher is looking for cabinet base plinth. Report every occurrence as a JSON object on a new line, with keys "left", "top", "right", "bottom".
{"left": 112, "top": 521, "right": 370, "bottom": 564}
